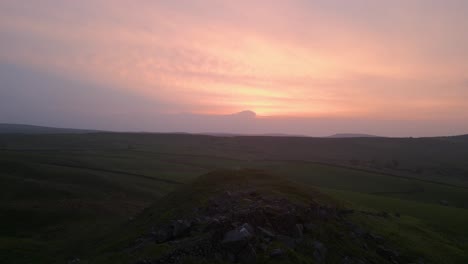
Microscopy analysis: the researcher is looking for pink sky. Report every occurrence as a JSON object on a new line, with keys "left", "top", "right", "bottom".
{"left": 1, "top": 1, "right": 468, "bottom": 136}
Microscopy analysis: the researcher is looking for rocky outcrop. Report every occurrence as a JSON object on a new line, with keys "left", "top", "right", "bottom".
{"left": 133, "top": 189, "right": 415, "bottom": 264}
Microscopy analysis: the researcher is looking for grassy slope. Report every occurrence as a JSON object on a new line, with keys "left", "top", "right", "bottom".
{"left": 324, "top": 189, "right": 468, "bottom": 263}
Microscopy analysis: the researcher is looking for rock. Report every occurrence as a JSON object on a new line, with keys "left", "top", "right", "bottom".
{"left": 274, "top": 213, "right": 297, "bottom": 235}
{"left": 135, "top": 260, "right": 152, "bottom": 264}
{"left": 339, "top": 209, "right": 355, "bottom": 216}
{"left": 379, "top": 211, "right": 390, "bottom": 218}
{"left": 258, "top": 226, "right": 275, "bottom": 238}
{"left": 263, "top": 205, "right": 284, "bottom": 216}
{"left": 439, "top": 200, "right": 449, "bottom": 206}
{"left": 153, "top": 228, "right": 172, "bottom": 243}
{"left": 277, "top": 235, "right": 296, "bottom": 249}
{"left": 366, "top": 233, "right": 385, "bottom": 243}
{"left": 303, "top": 222, "right": 317, "bottom": 232}
{"left": 249, "top": 191, "right": 259, "bottom": 197}
{"left": 144, "top": 189, "right": 419, "bottom": 264}
{"left": 312, "top": 240, "right": 327, "bottom": 263}
{"left": 259, "top": 243, "right": 269, "bottom": 252}
{"left": 237, "top": 244, "right": 257, "bottom": 263}
{"left": 172, "top": 220, "right": 191, "bottom": 238}
{"left": 224, "top": 191, "right": 233, "bottom": 198}
{"left": 351, "top": 226, "right": 367, "bottom": 238}
{"left": 222, "top": 225, "right": 253, "bottom": 246}
{"left": 341, "top": 257, "right": 366, "bottom": 264}
{"left": 416, "top": 257, "right": 426, "bottom": 264}
{"left": 240, "top": 223, "right": 255, "bottom": 234}
{"left": 292, "top": 224, "right": 304, "bottom": 238}
{"left": 269, "top": 248, "right": 285, "bottom": 258}
{"left": 68, "top": 258, "right": 80, "bottom": 264}
{"left": 376, "top": 245, "right": 399, "bottom": 261}
{"left": 226, "top": 252, "right": 236, "bottom": 263}
{"left": 317, "top": 208, "right": 330, "bottom": 219}
{"left": 204, "top": 217, "right": 221, "bottom": 232}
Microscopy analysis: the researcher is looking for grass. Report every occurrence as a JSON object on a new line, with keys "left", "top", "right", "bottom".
{"left": 1, "top": 133, "right": 468, "bottom": 262}
{"left": 322, "top": 188, "right": 468, "bottom": 263}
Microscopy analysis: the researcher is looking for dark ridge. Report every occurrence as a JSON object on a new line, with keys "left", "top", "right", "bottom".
{"left": 0, "top": 123, "right": 101, "bottom": 134}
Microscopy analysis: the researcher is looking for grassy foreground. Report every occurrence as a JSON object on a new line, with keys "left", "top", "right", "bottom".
{"left": 0, "top": 133, "right": 467, "bottom": 263}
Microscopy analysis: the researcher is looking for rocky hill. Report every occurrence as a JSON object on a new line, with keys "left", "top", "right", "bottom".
{"left": 90, "top": 170, "right": 425, "bottom": 264}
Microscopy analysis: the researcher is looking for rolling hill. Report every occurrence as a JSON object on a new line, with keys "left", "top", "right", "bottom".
{"left": 0, "top": 123, "right": 99, "bottom": 134}
{"left": 327, "top": 133, "right": 381, "bottom": 138}
{"left": 1, "top": 132, "right": 468, "bottom": 263}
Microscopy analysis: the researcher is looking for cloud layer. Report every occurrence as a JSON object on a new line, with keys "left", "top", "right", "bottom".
{"left": 1, "top": 1, "right": 468, "bottom": 136}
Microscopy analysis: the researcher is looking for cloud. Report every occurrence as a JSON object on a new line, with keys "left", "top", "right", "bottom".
{"left": 0, "top": 0, "right": 467, "bottom": 135}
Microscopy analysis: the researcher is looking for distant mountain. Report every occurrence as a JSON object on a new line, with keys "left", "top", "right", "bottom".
{"left": 327, "top": 133, "right": 381, "bottom": 138}
{"left": 0, "top": 123, "right": 100, "bottom": 134}
{"left": 230, "top": 110, "right": 256, "bottom": 118}
{"left": 436, "top": 134, "right": 468, "bottom": 143}
{"left": 198, "top": 132, "right": 308, "bottom": 137}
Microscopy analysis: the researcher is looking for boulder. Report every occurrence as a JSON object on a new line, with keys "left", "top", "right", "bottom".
{"left": 258, "top": 226, "right": 275, "bottom": 238}
{"left": 172, "top": 220, "right": 191, "bottom": 238}
{"left": 351, "top": 226, "right": 367, "bottom": 238}
{"left": 153, "top": 228, "right": 172, "bottom": 243}
{"left": 304, "top": 222, "right": 317, "bottom": 233}
{"left": 221, "top": 224, "right": 253, "bottom": 247}
{"left": 277, "top": 235, "right": 296, "bottom": 249}
{"left": 292, "top": 224, "right": 304, "bottom": 238}
{"left": 312, "top": 240, "right": 327, "bottom": 263}
{"left": 338, "top": 209, "right": 355, "bottom": 216}
{"left": 263, "top": 205, "right": 284, "bottom": 216}
{"left": 439, "top": 200, "right": 449, "bottom": 206}
{"left": 67, "top": 258, "right": 80, "bottom": 264}
{"left": 249, "top": 191, "right": 259, "bottom": 197}
{"left": 237, "top": 244, "right": 257, "bottom": 263}
{"left": 341, "top": 256, "right": 366, "bottom": 264}
{"left": 366, "top": 233, "right": 384, "bottom": 244}
{"left": 376, "top": 245, "right": 399, "bottom": 262}
{"left": 269, "top": 248, "right": 285, "bottom": 258}
{"left": 240, "top": 223, "right": 255, "bottom": 234}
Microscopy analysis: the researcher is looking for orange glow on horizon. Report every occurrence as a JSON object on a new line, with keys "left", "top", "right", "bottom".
{"left": 1, "top": 0, "right": 468, "bottom": 121}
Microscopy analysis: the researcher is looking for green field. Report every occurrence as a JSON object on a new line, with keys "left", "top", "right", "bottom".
{"left": 1, "top": 133, "right": 468, "bottom": 263}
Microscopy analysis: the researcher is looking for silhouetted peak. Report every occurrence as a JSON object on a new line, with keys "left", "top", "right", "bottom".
{"left": 232, "top": 110, "right": 256, "bottom": 118}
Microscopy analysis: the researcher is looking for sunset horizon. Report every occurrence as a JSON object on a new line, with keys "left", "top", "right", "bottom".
{"left": 1, "top": 1, "right": 468, "bottom": 135}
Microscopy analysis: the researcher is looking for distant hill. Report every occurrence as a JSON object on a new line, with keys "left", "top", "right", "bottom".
{"left": 436, "top": 134, "right": 468, "bottom": 143}
{"left": 328, "top": 133, "right": 381, "bottom": 138}
{"left": 0, "top": 123, "right": 99, "bottom": 134}
{"left": 199, "top": 132, "right": 308, "bottom": 137}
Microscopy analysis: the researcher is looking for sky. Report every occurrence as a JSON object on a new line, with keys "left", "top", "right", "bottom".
{"left": 1, "top": 0, "right": 468, "bottom": 137}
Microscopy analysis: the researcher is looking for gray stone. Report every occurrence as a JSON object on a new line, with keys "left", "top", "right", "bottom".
{"left": 269, "top": 248, "right": 285, "bottom": 258}
{"left": 258, "top": 226, "right": 275, "bottom": 238}
{"left": 68, "top": 258, "right": 80, "bottom": 264}
{"left": 153, "top": 228, "right": 172, "bottom": 243}
{"left": 439, "top": 200, "right": 449, "bottom": 206}
{"left": 172, "top": 220, "right": 191, "bottom": 238}
{"left": 304, "top": 222, "right": 317, "bottom": 232}
{"left": 292, "top": 224, "right": 304, "bottom": 238}
{"left": 237, "top": 244, "right": 256, "bottom": 264}
{"left": 376, "top": 245, "right": 399, "bottom": 261}
{"left": 277, "top": 235, "right": 296, "bottom": 249}
{"left": 240, "top": 223, "right": 255, "bottom": 234}
{"left": 312, "top": 240, "right": 327, "bottom": 263}
{"left": 222, "top": 226, "right": 253, "bottom": 245}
